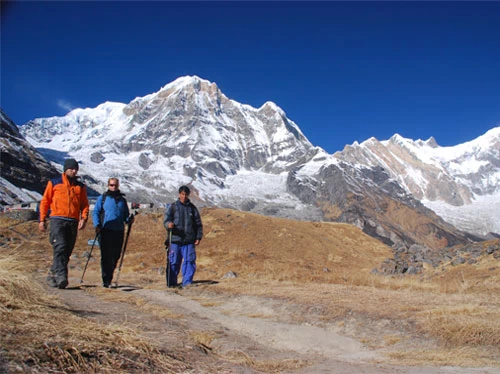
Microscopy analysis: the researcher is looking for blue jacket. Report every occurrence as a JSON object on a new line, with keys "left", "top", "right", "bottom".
{"left": 163, "top": 199, "right": 203, "bottom": 244}
{"left": 92, "top": 191, "right": 130, "bottom": 231}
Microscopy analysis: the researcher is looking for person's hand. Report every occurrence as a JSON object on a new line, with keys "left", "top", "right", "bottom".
{"left": 95, "top": 225, "right": 101, "bottom": 234}
{"left": 38, "top": 221, "right": 46, "bottom": 232}
{"left": 168, "top": 222, "right": 174, "bottom": 229}
{"left": 78, "top": 218, "right": 87, "bottom": 230}
{"left": 194, "top": 239, "right": 200, "bottom": 246}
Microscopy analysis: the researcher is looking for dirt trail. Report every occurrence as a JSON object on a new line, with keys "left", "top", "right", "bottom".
{"left": 138, "top": 289, "right": 376, "bottom": 362}
{"left": 46, "top": 276, "right": 497, "bottom": 374}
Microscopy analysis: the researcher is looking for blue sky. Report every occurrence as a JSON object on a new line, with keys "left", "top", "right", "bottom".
{"left": 1, "top": 1, "right": 499, "bottom": 154}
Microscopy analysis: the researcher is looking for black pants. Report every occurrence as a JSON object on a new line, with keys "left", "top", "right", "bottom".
{"left": 98, "top": 228, "right": 124, "bottom": 285}
{"left": 49, "top": 218, "right": 78, "bottom": 283}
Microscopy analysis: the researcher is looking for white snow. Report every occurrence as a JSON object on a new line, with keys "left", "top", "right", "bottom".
{"left": 423, "top": 194, "right": 500, "bottom": 236}
{"left": 8, "top": 76, "right": 500, "bottom": 237}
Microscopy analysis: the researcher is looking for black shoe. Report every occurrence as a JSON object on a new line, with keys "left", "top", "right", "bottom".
{"left": 103, "top": 283, "right": 110, "bottom": 288}
{"left": 47, "top": 276, "right": 57, "bottom": 288}
{"left": 57, "top": 279, "right": 68, "bottom": 289}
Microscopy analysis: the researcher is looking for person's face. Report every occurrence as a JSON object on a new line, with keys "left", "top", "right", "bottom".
{"left": 108, "top": 180, "right": 119, "bottom": 190}
{"left": 64, "top": 167, "right": 78, "bottom": 178}
{"left": 179, "top": 190, "right": 189, "bottom": 203}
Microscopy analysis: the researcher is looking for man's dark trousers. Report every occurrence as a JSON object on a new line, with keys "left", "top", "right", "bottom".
{"left": 49, "top": 218, "right": 78, "bottom": 285}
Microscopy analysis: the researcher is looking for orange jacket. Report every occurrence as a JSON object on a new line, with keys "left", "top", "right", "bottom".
{"left": 39, "top": 173, "right": 89, "bottom": 222}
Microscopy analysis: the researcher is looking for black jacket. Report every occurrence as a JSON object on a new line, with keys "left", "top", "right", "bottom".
{"left": 163, "top": 199, "right": 203, "bottom": 244}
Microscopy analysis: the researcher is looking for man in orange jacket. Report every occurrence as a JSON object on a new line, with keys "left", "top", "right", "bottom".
{"left": 39, "top": 158, "right": 89, "bottom": 289}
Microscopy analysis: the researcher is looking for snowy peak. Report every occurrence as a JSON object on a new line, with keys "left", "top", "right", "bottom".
{"left": 335, "top": 126, "right": 500, "bottom": 233}
{"left": 11, "top": 75, "right": 499, "bottom": 244}
{"left": 22, "top": 102, "right": 127, "bottom": 147}
{"left": 420, "top": 136, "right": 438, "bottom": 148}
{"left": 18, "top": 76, "right": 317, "bottom": 205}
{"left": 128, "top": 75, "right": 228, "bottom": 117}
{"left": 159, "top": 75, "right": 222, "bottom": 95}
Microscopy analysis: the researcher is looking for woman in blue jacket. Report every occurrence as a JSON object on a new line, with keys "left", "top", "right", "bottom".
{"left": 92, "top": 178, "right": 132, "bottom": 287}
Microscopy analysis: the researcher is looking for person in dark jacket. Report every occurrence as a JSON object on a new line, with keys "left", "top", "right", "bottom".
{"left": 163, "top": 185, "right": 203, "bottom": 288}
{"left": 39, "top": 158, "right": 89, "bottom": 289}
{"left": 92, "top": 178, "right": 133, "bottom": 287}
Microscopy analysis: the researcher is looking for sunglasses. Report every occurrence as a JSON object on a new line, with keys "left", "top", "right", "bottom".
{"left": 109, "top": 184, "right": 118, "bottom": 187}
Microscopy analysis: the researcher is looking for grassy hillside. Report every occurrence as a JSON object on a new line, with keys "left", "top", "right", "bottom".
{"left": 1, "top": 208, "right": 499, "bottom": 372}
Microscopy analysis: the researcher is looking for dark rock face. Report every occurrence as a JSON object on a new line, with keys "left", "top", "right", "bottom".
{"left": 138, "top": 153, "right": 153, "bottom": 170}
{"left": 0, "top": 110, "right": 59, "bottom": 197}
{"left": 90, "top": 152, "right": 105, "bottom": 163}
{"left": 287, "top": 160, "right": 479, "bottom": 250}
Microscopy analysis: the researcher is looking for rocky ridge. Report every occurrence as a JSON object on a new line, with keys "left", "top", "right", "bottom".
{"left": 7, "top": 76, "right": 498, "bottom": 261}
{"left": 0, "top": 110, "right": 59, "bottom": 205}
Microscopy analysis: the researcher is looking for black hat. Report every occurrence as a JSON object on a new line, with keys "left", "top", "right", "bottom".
{"left": 63, "top": 158, "right": 79, "bottom": 171}
{"left": 179, "top": 185, "right": 190, "bottom": 195}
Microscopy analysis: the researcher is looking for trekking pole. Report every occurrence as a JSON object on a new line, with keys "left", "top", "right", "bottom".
{"left": 166, "top": 229, "right": 172, "bottom": 287}
{"left": 113, "top": 213, "right": 134, "bottom": 288}
{"left": 81, "top": 232, "right": 99, "bottom": 284}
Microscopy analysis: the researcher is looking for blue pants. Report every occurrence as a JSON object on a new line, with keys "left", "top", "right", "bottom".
{"left": 167, "top": 243, "right": 196, "bottom": 287}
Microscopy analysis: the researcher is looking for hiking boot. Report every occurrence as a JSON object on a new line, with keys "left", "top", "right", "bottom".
{"left": 103, "top": 283, "right": 110, "bottom": 288}
{"left": 46, "top": 275, "right": 57, "bottom": 288}
{"left": 57, "top": 279, "right": 68, "bottom": 289}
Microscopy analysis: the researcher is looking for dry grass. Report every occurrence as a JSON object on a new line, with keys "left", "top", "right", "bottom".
{"left": 0, "top": 252, "right": 189, "bottom": 373}
{"left": 1, "top": 207, "right": 500, "bottom": 370}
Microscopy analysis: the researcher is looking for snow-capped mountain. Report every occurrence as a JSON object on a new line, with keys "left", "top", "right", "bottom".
{"left": 13, "top": 76, "right": 494, "bottom": 249}
{"left": 20, "top": 77, "right": 321, "bottom": 215}
{"left": 335, "top": 128, "right": 500, "bottom": 235}
{"left": 0, "top": 110, "right": 60, "bottom": 205}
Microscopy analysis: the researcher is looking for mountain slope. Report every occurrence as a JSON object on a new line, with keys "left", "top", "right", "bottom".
{"left": 334, "top": 128, "right": 500, "bottom": 235}
{"left": 14, "top": 76, "right": 493, "bottom": 248}
{"left": 287, "top": 157, "right": 479, "bottom": 250}
{"left": 20, "top": 77, "right": 319, "bottom": 208}
{"left": 0, "top": 110, "right": 59, "bottom": 205}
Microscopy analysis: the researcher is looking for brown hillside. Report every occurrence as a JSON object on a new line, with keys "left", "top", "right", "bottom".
{"left": 89, "top": 207, "right": 392, "bottom": 286}
{"left": 1, "top": 208, "right": 500, "bottom": 373}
